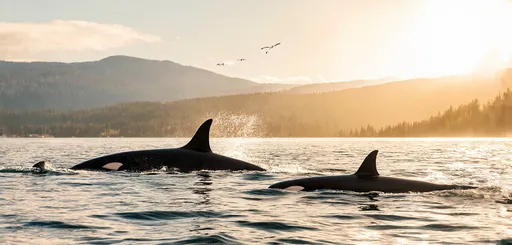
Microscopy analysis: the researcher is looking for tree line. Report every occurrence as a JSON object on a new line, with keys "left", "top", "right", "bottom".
{"left": 1, "top": 89, "right": 511, "bottom": 138}
{"left": 342, "top": 89, "right": 512, "bottom": 137}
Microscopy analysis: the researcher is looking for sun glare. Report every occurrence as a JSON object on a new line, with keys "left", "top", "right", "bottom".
{"left": 405, "top": 0, "right": 512, "bottom": 78}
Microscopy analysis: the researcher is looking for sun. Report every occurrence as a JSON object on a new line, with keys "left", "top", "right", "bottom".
{"left": 405, "top": 0, "right": 512, "bottom": 78}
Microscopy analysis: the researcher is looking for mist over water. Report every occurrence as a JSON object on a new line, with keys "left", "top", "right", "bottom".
{"left": 206, "top": 111, "right": 265, "bottom": 138}
{"left": 0, "top": 138, "right": 511, "bottom": 244}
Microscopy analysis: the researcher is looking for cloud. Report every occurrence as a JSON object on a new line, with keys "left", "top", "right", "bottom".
{"left": 0, "top": 20, "right": 161, "bottom": 59}
{"left": 249, "top": 76, "right": 314, "bottom": 84}
{"left": 316, "top": 75, "right": 328, "bottom": 83}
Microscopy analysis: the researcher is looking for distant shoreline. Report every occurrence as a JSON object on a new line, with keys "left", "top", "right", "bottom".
{"left": 2, "top": 136, "right": 512, "bottom": 139}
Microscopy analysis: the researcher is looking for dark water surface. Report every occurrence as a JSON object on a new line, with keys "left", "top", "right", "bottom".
{"left": 0, "top": 138, "right": 511, "bottom": 244}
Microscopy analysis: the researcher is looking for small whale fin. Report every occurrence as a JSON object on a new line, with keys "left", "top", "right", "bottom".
{"left": 181, "top": 119, "right": 213, "bottom": 153}
{"left": 354, "top": 150, "right": 379, "bottom": 177}
{"left": 32, "top": 161, "right": 46, "bottom": 169}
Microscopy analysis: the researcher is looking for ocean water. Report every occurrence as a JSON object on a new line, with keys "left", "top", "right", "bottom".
{"left": 0, "top": 138, "right": 511, "bottom": 245}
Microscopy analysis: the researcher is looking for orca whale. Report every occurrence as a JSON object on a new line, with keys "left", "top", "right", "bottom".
{"left": 70, "top": 119, "right": 266, "bottom": 172}
{"left": 268, "top": 150, "right": 476, "bottom": 193}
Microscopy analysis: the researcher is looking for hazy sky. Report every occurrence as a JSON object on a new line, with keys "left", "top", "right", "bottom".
{"left": 1, "top": 0, "right": 512, "bottom": 83}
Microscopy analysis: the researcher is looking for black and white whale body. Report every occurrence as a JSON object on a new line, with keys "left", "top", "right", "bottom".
{"left": 70, "top": 119, "right": 265, "bottom": 172}
{"left": 268, "top": 150, "right": 476, "bottom": 193}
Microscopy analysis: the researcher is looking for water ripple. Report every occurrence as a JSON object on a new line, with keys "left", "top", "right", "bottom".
{"left": 21, "top": 221, "right": 108, "bottom": 230}
{"left": 169, "top": 233, "right": 242, "bottom": 244}
{"left": 364, "top": 214, "right": 434, "bottom": 221}
{"left": 243, "top": 189, "right": 290, "bottom": 196}
{"left": 421, "top": 223, "right": 478, "bottom": 231}
{"left": 366, "top": 223, "right": 478, "bottom": 232}
{"left": 273, "top": 237, "right": 333, "bottom": 245}
{"left": 93, "top": 210, "right": 233, "bottom": 221}
{"left": 235, "top": 221, "right": 319, "bottom": 232}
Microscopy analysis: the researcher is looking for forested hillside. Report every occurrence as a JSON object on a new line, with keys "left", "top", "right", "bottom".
{"left": 346, "top": 89, "right": 512, "bottom": 137}
{"left": 1, "top": 71, "right": 508, "bottom": 137}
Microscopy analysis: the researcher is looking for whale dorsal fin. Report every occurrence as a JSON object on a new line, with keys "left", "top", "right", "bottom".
{"left": 181, "top": 119, "right": 213, "bottom": 153}
{"left": 32, "top": 161, "right": 46, "bottom": 169}
{"left": 354, "top": 150, "right": 379, "bottom": 177}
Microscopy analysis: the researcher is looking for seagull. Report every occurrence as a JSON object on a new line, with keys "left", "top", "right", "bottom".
{"left": 237, "top": 58, "right": 246, "bottom": 62}
{"left": 216, "top": 63, "right": 225, "bottom": 66}
{"left": 261, "top": 42, "right": 281, "bottom": 54}
{"left": 261, "top": 43, "right": 280, "bottom": 49}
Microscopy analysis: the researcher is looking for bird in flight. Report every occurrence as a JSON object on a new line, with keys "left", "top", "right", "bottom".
{"left": 216, "top": 63, "right": 225, "bottom": 66}
{"left": 261, "top": 43, "right": 281, "bottom": 50}
{"left": 237, "top": 58, "right": 247, "bottom": 62}
{"left": 261, "top": 42, "right": 281, "bottom": 54}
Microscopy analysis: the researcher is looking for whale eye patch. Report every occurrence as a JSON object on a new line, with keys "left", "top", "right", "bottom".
{"left": 102, "top": 162, "right": 123, "bottom": 171}
{"left": 285, "top": 186, "right": 304, "bottom": 191}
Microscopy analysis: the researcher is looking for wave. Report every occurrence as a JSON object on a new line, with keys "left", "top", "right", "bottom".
{"left": 171, "top": 233, "right": 242, "bottom": 244}
{"left": 7, "top": 220, "right": 108, "bottom": 230}
{"left": 0, "top": 166, "right": 77, "bottom": 175}
{"left": 235, "top": 220, "right": 318, "bottom": 232}
{"left": 91, "top": 210, "right": 243, "bottom": 222}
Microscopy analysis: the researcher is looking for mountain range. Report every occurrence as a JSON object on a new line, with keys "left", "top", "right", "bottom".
{"left": 1, "top": 68, "right": 508, "bottom": 137}
{"left": 1, "top": 55, "right": 509, "bottom": 128}
{"left": 0, "top": 56, "right": 296, "bottom": 110}
{"left": 0, "top": 55, "right": 421, "bottom": 110}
